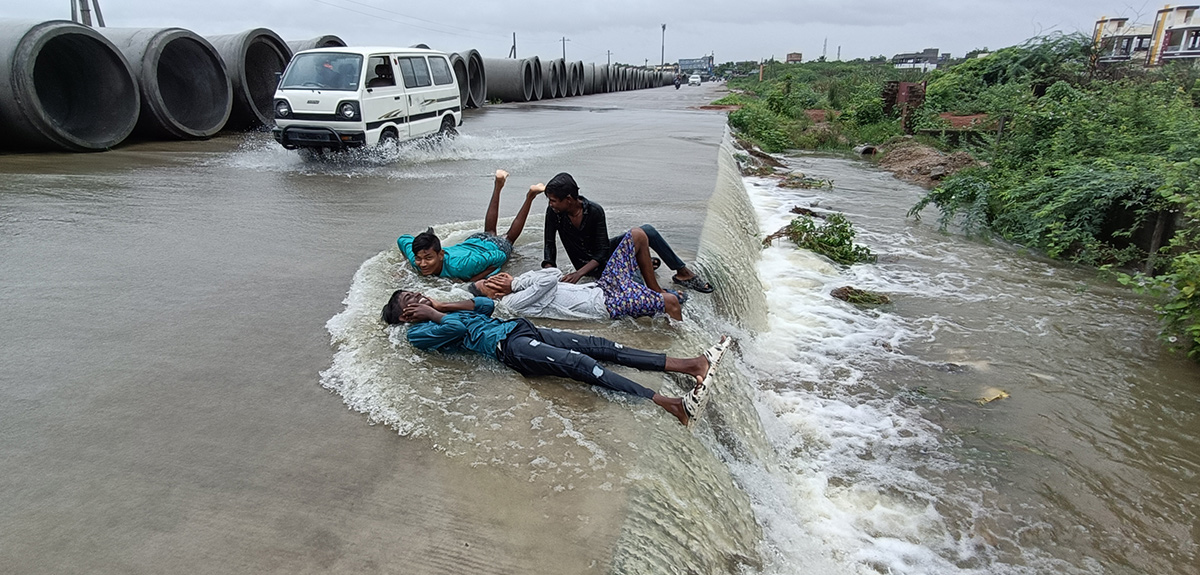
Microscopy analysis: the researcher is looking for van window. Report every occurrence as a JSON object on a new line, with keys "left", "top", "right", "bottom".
{"left": 365, "top": 56, "right": 396, "bottom": 88}
{"left": 280, "top": 52, "right": 362, "bottom": 91}
{"left": 429, "top": 56, "right": 454, "bottom": 86}
{"left": 398, "top": 57, "right": 432, "bottom": 88}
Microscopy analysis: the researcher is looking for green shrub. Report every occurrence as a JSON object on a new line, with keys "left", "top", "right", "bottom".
{"left": 780, "top": 213, "right": 876, "bottom": 265}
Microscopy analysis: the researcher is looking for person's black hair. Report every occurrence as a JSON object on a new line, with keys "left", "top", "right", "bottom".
{"left": 464, "top": 282, "right": 482, "bottom": 297}
{"left": 545, "top": 172, "right": 580, "bottom": 200}
{"left": 381, "top": 289, "right": 415, "bottom": 325}
{"left": 412, "top": 227, "right": 441, "bottom": 254}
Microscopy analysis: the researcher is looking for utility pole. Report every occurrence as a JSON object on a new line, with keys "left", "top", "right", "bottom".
{"left": 71, "top": 0, "right": 105, "bottom": 27}
{"left": 560, "top": 36, "right": 570, "bottom": 60}
{"left": 822, "top": 37, "right": 827, "bottom": 59}
{"left": 661, "top": 24, "right": 666, "bottom": 67}
{"left": 508, "top": 33, "right": 517, "bottom": 58}
{"left": 837, "top": 46, "right": 841, "bottom": 61}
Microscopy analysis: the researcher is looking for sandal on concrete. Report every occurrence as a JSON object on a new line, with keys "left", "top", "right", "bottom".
{"left": 673, "top": 274, "right": 714, "bottom": 293}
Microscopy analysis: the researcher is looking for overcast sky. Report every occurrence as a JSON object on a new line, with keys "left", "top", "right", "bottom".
{"left": 0, "top": 1, "right": 1150, "bottom": 63}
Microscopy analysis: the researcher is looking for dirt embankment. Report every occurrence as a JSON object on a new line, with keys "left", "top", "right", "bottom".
{"left": 877, "top": 137, "right": 977, "bottom": 189}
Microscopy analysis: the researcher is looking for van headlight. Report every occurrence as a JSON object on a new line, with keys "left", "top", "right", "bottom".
{"left": 274, "top": 99, "right": 291, "bottom": 118}
{"left": 337, "top": 101, "right": 360, "bottom": 121}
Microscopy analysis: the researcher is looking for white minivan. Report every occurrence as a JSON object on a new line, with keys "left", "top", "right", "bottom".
{"left": 272, "top": 47, "right": 463, "bottom": 150}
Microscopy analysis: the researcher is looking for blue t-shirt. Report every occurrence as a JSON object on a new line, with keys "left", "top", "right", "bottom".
{"left": 405, "top": 297, "right": 517, "bottom": 360}
{"left": 397, "top": 235, "right": 507, "bottom": 280}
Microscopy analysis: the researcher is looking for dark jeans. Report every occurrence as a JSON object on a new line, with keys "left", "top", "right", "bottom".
{"left": 608, "top": 224, "right": 688, "bottom": 271}
{"left": 498, "top": 319, "right": 665, "bottom": 399}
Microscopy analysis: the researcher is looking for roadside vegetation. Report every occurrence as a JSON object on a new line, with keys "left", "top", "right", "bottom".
{"left": 718, "top": 35, "right": 1200, "bottom": 359}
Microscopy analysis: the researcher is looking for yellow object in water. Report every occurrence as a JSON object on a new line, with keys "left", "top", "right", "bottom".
{"left": 977, "top": 388, "right": 1010, "bottom": 405}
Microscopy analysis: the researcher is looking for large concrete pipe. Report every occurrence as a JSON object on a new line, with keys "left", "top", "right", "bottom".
{"left": 453, "top": 49, "right": 485, "bottom": 108}
{"left": 539, "top": 57, "right": 560, "bottom": 99}
{"left": 286, "top": 35, "right": 346, "bottom": 53}
{"left": 561, "top": 60, "right": 577, "bottom": 98}
{"left": 566, "top": 60, "right": 581, "bottom": 97}
{"left": 582, "top": 63, "right": 595, "bottom": 95}
{"left": 571, "top": 60, "right": 584, "bottom": 96}
{"left": 101, "top": 28, "right": 231, "bottom": 140}
{"left": 600, "top": 64, "right": 613, "bottom": 93}
{"left": 449, "top": 52, "right": 469, "bottom": 107}
{"left": 0, "top": 19, "right": 139, "bottom": 151}
{"left": 481, "top": 57, "right": 533, "bottom": 102}
{"left": 205, "top": 28, "right": 290, "bottom": 129}
{"left": 552, "top": 58, "right": 567, "bottom": 98}
{"left": 526, "top": 56, "right": 543, "bottom": 101}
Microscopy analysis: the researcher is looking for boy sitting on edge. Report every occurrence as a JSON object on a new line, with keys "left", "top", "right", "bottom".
{"left": 397, "top": 170, "right": 544, "bottom": 282}
{"left": 381, "top": 290, "right": 732, "bottom": 426}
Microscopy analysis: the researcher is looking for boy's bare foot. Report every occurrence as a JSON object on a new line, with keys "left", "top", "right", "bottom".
{"left": 653, "top": 394, "right": 689, "bottom": 426}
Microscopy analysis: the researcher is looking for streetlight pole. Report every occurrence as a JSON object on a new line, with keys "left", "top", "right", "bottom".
{"left": 661, "top": 24, "right": 666, "bottom": 68}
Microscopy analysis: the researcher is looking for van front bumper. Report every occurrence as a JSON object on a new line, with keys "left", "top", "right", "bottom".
{"left": 272, "top": 126, "right": 367, "bottom": 150}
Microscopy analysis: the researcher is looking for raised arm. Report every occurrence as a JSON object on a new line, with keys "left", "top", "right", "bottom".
{"left": 542, "top": 205, "right": 559, "bottom": 269}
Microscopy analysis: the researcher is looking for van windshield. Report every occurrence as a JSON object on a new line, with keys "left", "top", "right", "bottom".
{"left": 281, "top": 53, "right": 363, "bottom": 91}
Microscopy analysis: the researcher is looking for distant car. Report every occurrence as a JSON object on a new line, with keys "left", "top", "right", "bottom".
{"left": 688, "top": 74, "right": 701, "bottom": 86}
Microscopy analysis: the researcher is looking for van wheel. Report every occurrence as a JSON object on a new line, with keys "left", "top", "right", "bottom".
{"left": 379, "top": 128, "right": 399, "bottom": 148}
{"left": 438, "top": 116, "right": 458, "bottom": 138}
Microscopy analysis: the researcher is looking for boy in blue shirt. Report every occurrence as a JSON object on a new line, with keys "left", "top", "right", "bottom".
{"left": 381, "top": 290, "right": 732, "bottom": 426}
{"left": 398, "top": 170, "right": 544, "bottom": 281}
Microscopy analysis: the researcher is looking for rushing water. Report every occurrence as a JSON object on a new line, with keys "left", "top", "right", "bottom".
{"left": 2, "top": 85, "right": 1196, "bottom": 574}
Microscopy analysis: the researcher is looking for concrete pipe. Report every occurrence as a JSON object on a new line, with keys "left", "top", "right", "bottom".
{"left": 448, "top": 52, "right": 469, "bottom": 107}
{"left": 562, "top": 60, "right": 576, "bottom": 97}
{"left": 101, "top": 27, "right": 231, "bottom": 140}
{"left": 564, "top": 60, "right": 578, "bottom": 96}
{"left": 582, "top": 63, "right": 595, "bottom": 95}
{"left": 481, "top": 57, "right": 533, "bottom": 103}
{"left": 287, "top": 35, "right": 346, "bottom": 53}
{"left": 600, "top": 64, "right": 613, "bottom": 93}
{"left": 571, "top": 60, "right": 584, "bottom": 96}
{"left": 539, "top": 57, "right": 560, "bottom": 99}
{"left": 205, "top": 28, "right": 290, "bottom": 129}
{"left": 526, "top": 56, "right": 543, "bottom": 101}
{"left": 554, "top": 58, "right": 568, "bottom": 97}
{"left": 0, "top": 19, "right": 139, "bottom": 151}
{"left": 453, "top": 49, "right": 485, "bottom": 108}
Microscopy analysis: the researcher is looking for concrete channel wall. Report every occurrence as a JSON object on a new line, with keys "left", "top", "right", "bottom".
{"left": 0, "top": 18, "right": 677, "bottom": 152}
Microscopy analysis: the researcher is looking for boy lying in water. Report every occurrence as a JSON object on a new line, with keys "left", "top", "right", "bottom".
{"left": 381, "top": 290, "right": 731, "bottom": 426}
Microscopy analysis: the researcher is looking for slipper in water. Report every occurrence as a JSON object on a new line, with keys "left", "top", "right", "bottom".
{"left": 663, "top": 288, "right": 689, "bottom": 305}
{"left": 673, "top": 274, "right": 714, "bottom": 293}
{"left": 682, "top": 335, "right": 733, "bottom": 427}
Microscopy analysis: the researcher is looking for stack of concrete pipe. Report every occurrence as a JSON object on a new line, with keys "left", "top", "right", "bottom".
{"left": 0, "top": 17, "right": 675, "bottom": 152}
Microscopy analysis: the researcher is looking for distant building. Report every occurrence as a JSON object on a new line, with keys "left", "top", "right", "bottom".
{"left": 890, "top": 48, "right": 948, "bottom": 71}
{"left": 786, "top": 52, "right": 803, "bottom": 63}
{"left": 1094, "top": 16, "right": 1155, "bottom": 63}
{"left": 1094, "top": 6, "right": 1200, "bottom": 66}
{"left": 1151, "top": 5, "right": 1200, "bottom": 63}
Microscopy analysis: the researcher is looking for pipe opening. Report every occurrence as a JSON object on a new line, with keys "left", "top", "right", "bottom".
{"left": 155, "top": 37, "right": 227, "bottom": 133}
{"left": 32, "top": 33, "right": 137, "bottom": 144}
{"left": 243, "top": 38, "right": 286, "bottom": 123}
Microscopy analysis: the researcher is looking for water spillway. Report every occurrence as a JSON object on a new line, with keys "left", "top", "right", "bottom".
{"left": 205, "top": 28, "right": 290, "bottom": 129}
{"left": 0, "top": 19, "right": 139, "bottom": 151}
{"left": 101, "top": 27, "right": 231, "bottom": 140}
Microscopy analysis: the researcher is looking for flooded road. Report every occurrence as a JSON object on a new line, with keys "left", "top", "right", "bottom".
{"left": 2, "top": 80, "right": 1198, "bottom": 575}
